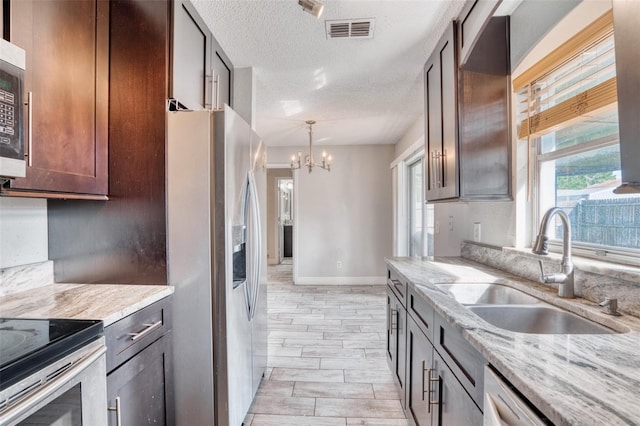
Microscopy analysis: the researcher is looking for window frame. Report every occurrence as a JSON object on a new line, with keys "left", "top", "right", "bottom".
{"left": 522, "top": 10, "right": 640, "bottom": 266}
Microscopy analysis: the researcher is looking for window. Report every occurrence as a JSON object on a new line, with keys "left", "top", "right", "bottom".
{"left": 408, "top": 158, "right": 423, "bottom": 257}
{"left": 517, "top": 11, "right": 640, "bottom": 261}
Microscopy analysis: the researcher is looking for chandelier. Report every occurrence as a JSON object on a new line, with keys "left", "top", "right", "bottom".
{"left": 290, "top": 120, "right": 331, "bottom": 173}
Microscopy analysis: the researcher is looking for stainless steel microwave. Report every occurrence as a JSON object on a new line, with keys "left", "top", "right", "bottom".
{"left": 0, "top": 39, "right": 25, "bottom": 179}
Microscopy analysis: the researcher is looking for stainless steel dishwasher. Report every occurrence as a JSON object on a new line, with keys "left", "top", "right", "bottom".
{"left": 484, "top": 366, "right": 550, "bottom": 426}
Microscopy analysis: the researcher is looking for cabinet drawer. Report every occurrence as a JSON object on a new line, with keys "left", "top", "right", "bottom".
{"left": 387, "top": 267, "right": 407, "bottom": 307}
{"left": 105, "top": 296, "right": 173, "bottom": 373}
{"left": 407, "top": 287, "right": 434, "bottom": 344}
{"left": 434, "top": 313, "right": 485, "bottom": 409}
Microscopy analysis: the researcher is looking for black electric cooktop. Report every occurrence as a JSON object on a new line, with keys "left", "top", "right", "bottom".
{"left": 0, "top": 318, "right": 103, "bottom": 391}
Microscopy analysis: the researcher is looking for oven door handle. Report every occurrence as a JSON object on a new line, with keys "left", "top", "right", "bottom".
{"left": 0, "top": 344, "right": 106, "bottom": 426}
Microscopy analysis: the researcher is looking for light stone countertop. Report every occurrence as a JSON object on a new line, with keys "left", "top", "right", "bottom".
{"left": 386, "top": 256, "right": 640, "bottom": 426}
{"left": 0, "top": 283, "right": 173, "bottom": 326}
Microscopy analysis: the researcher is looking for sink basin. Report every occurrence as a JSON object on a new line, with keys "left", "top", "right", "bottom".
{"left": 468, "top": 305, "right": 615, "bottom": 334}
{"left": 436, "top": 283, "right": 541, "bottom": 305}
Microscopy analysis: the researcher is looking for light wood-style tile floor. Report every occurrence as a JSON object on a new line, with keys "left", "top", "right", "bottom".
{"left": 245, "top": 260, "right": 409, "bottom": 426}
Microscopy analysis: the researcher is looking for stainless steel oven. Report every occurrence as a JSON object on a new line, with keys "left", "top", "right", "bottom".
{"left": 0, "top": 39, "right": 25, "bottom": 179}
{"left": 0, "top": 319, "right": 107, "bottom": 426}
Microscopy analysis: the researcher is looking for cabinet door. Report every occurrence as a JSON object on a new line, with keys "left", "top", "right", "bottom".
{"left": 386, "top": 287, "right": 398, "bottom": 373}
{"left": 212, "top": 41, "right": 232, "bottom": 109}
{"left": 432, "top": 351, "right": 483, "bottom": 426}
{"left": 6, "top": 0, "right": 108, "bottom": 197}
{"left": 458, "top": 0, "right": 502, "bottom": 66}
{"left": 406, "top": 315, "right": 434, "bottom": 426}
{"left": 172, "top": 0, "right": 211, "bottom": 110}
{"left": 386, "top": 285, "right": 406, "bottom": 407}
{"left": 424, "top": 22, "right": 458, "bottom": 202}
{"left": 107, "top": 334, "right": 174, "bottom": 426}
{"left": 396, "top": 297, "right": 407, "bottom": 408}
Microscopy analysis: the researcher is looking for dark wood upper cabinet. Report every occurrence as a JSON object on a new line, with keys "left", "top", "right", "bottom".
{"left": 172, "top": 0, "right": 211, "bottom": 110}
{"left": 424, "top": 22, "right": 459, "bottom": 202}
{"left": 2, "top": 0, "right": 109, "bottom": 198}
{"left": 172, "top": 0, "right": 233, "bottom": 110}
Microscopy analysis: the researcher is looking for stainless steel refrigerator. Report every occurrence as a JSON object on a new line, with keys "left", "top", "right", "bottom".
{"left": 167, "top": 106, "right": 267, "bottom": 426}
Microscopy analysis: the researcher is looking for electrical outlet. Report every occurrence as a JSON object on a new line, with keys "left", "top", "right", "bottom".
{"left": 337, "top": 261, "right": 342, "bottom": 269}
{"left": 448, "top": 216, "right": 454, "bottom": 231}
{"left": 474, "top": 222, "right": 482, "bottom": 242}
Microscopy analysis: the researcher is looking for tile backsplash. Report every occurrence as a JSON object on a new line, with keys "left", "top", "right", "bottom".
{"left": 461, "top": 241, "right": 640, "bottom": 317}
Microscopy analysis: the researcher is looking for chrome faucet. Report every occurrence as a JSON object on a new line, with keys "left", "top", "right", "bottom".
{"left": 532, "top": 207, "right": 575, "bottom": 298}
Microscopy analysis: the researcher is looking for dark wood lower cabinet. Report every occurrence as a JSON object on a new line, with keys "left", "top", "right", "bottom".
{"left": 386, "top": 285, "right": 407, "bottom": 408}
{"left": 406, "top": 307, "right": 483, "bottom": 426}
{"left": 406, "top": 315, "right": 434, "bottom": 425}
{"left": 107, "top": 334, "right": 173, "bottom": 426}
{"left": 106, "top": 297, "right": 174, "bottom": 426}
{"left": 432, "top": 351, "right": 482, "bottom": 425}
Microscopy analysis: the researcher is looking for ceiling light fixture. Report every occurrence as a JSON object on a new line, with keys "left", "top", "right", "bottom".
{"left": 298, "top": 0, "right": 324, "bottom": 18}
{"left": 291, "top": 120, "right": 331, "bottom": 173}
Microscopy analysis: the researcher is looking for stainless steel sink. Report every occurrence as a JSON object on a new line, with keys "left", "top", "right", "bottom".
{"left": 436, "top": 283, "right": 541, "bottom": 305}
{"left": 468, "top": 305, "right": 615, "bottom": 334}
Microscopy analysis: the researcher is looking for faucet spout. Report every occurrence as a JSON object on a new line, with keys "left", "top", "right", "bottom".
{"left": 533, "top": 207, "right": 574, "bottom": 298}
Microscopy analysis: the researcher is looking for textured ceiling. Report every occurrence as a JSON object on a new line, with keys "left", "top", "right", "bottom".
{"left": 193, "top": 0, "right": 465, "bottom": 147}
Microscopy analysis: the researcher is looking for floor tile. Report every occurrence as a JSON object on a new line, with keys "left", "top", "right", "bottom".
{"left": 269, "top": 331, "right": 324, "bottom": 340}
{"left": 372, "top": 383, "right": 400, "bottom": 400}
{"left": 344, "top": 369, "right": 394, "bottom": 384}
{"left": 270, "top": 367, "right": 344, "bottom": 383}
{"left": 283, "top": 338, "right": 343, "bottom": 348}
{"left": 342, "top": 340, "right": 386, "bottom": 349}
{"left": 251, "top": 414, "right": 346, "bottom": 426}
{"left": 293, "top": 381, "right": 374, "bottom": 399}
{"left": 323, "top": 332, "right": 382, "bottom": 341}
{"left": 260, "top": 260, "right": 406, "bottom": 424}
{"left": 315, "top": 398, "right": 404, "bottom": 418}
{"left": 320, "top": 358, "right": 388, "bottom": 370}
{"left": 301, "top": 347, "right": 366, "bottom": 359}
{"left": 268, "top": 356, "right": 320, "bottom": 369}
{"left": 249, "top": 395, "right": 315, "bottom": 416}
{"left": 256, "top": 380, "right": 295, "bottom": 397}
{"left": 268, "top": 346, "right": 302, "bottom": 357}
{"left": 346, "top": 418, "right": 409, "bottom": 425}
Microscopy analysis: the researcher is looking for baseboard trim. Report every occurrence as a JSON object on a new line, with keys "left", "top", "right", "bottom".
{"left": 294, "top": 276, "right": 386, "bottom": 285}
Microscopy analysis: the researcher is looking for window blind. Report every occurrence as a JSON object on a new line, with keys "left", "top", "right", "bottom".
{"left": 516, "top": 11, "right": 617, "bottom": 140}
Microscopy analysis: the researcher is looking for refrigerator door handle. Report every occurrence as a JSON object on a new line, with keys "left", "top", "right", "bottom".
{"left": 242, "top": 177, "right": 253, "bottom": 321}
{"left": 247, "top": 171, "right": 262, "bottom": 320}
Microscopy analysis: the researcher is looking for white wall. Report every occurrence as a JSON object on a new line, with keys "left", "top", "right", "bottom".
{"left": 268, "top": 144, "right": 394, "bottom": 284}
{"left": 0, "top": 198, "right": 48, "bottom": 269}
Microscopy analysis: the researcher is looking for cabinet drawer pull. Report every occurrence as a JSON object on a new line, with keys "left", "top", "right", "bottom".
{"left": 108, "top": 396, "right": 122, "bottom": 426}
{"left": 425, "top": 367, "right": 439, "bottom": 413}
{"left": 26, "top": 91, "right": 33, "bottom": 167}
{"left": 390, "top": 309, "right": 398, "bottom": 334}
{"left": 127, "top": 320, "right": 162, "bottom": 341}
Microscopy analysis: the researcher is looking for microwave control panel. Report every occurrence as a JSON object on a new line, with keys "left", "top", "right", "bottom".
{"left": 0, "top": 65, "right": 23, "bottom": 161}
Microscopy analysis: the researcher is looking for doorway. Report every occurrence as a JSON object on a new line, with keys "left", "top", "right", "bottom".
{"left": 266, "top": 168, "right": 294, "bottom": 266}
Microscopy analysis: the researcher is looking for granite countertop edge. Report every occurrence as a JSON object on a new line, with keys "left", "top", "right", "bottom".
{"left": 385, "top": 256, "right": 640, "bottom": 426}
{"left": 0, "top": 283, "right": 174, "bottom": 326}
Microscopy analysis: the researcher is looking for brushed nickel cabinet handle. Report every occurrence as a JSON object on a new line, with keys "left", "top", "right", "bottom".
{"left": 427, "top": 368, "right": 440, "bottom": 413}
{"left": 127, "top": 320, "right": 162, "bottom": 341}
{"left": 26, "top": 91, "right": 33, "bottom": 167}
{"left": 441, "top": 149, "right": 447, "bottom": 188}
{"left": 215, "top": 74, "right": 220, "bottom": 109}
{"left": 421, "top": 360, "right": 427, "bottom": 401}
{"left": 108, "top": 396, "right": 122, "bottom": 426}
{"left": 391, "top": 309, "right": 398, "bottom": 333}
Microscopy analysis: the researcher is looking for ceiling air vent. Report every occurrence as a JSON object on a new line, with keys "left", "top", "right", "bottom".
{"left": 325, "top": 19, "right": 375, "bottom": 39}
